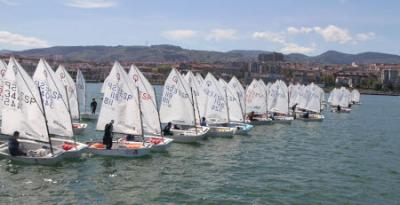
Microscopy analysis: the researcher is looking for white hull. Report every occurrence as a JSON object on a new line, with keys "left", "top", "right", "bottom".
{"left": 229, "top": 122, "right": 253, "bottom": 135}
{"left": 80, "top": 113, "right": 98, "bottom": 120}
{"left": 296, "top": 113, "right": 325, "bottom": 121}
{"left": 0, "top": 139, "right": 64, "bottom": 165}
{"left": 169, "top": 126, "right": 209, "bottom": 143}
{"left": 72, "top": 123, "right": 88, "bottom": 135}
{"left": 118, "top": 135, "right": 174, "bottom": 152}
{"left": 248, "top": 117, "right": 273, "bottom": 125}
{"left": 206, "top": 126, "right": 236, "bottom": 137}
{"left": 51, "top": 138, "right": 88, "bottom": 158}
{"left": 87, "top": 142, "right": 152, "bottom": 158}
{"left": 271, "top": 116, "right": 294, "bottom": 123}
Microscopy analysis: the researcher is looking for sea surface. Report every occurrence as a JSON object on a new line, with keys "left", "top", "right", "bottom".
{"left": 0, "top": 83, "right": 399, "bottom": 205}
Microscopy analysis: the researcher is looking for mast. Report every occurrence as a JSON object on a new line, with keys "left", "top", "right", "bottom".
{"left": 137, "top": 87, "right": 145, "bottom": 145}
{"left": 190, "top": 87, "right": 198, "bottom": 134}
{"left": 224, "top": 88, "right": 230, "bottom": 122}
{"left": 65, "top": 86, "right": 77, "bottom": 146}
{"left": 153, "top": 87, "right": 163, "bottom": 139}
{"left": 38, "top": 86, "right": 54, "bottom": 155}
{"left": 236, "top": 91, "right": 245, "bottom": 123}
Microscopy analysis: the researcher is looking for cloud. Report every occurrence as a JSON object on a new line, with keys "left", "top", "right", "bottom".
{"left": 314, "top": 25, "right": 352, "bottom": 44}
{"left": 252, "top": 31, "right": 285, "bottom": 44}
{"left": 287, "top": 26, "right": 313, "bottom": 34}
{"left": 355, "top": 32, "right": 375, "bottom": 42}
{"left": 66, "top": 0, "right": 117, "bottom": 8}
{"left": 252, "top": 31, "right": 315, "bottom": 54}
{"left": 0, "top": 31, "right": 49, "bottom": 48}
{"left": 0, "top": 0, "right": 18, "bottom": 6}
{"left": 207, "top": 29, "right": 237, "bottom": 41}
{"left": 162, "top": 29, "right": 197, "bottom": 40}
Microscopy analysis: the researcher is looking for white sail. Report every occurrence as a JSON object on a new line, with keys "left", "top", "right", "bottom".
{"left": 246, "top": 79, "right": 267, "bottom": 115}
{"left": 270, "top": 81, "right": 289, "bottom": 115}
{"left": 184, "top": 71, "right": 207, "bottom": 120}
{"left": 76, "top": 69, "right": 86, "bottom": 113}
{"left": 338, "top": 87, "right": 351, "bottom": 108}
{"left": 267, "top": 82, "right": 278, "bottom": 112}
{"left": 296, "top": 85, "right": 309, "bottom": 109}
{"left": 0, "top": 59, "right": 7, "bottom": 115}
{"left": 305, "top": 83, "right": 321, "bottom": 113}
{"left": 219, "top": 78, "right": 244, "bottom": 122}
{"left": 33, "top": 59, "right": 73, "bottom": 137}
{"left": 289, "top": 83, "right": 300, "bottom": 107}
{"left": 160, "top": 68, "right": 196, "bottom": 126}
{"left": 128, "top": 64, "right": 161, "bottom": 134}
{"left": 96, "top": 62, "right": 142, "bottom": 135}
{"left": 1, "top": 57, "right": 49, "bottom": 142}
{"left": 329, "top": 88, "right": 340, "bottom": 106}
{"left": 55, "top": 65, "right": 79, "bottom": 120}
{"left": 351, "top": 89, "right": 360, "bottom": 103}
{"left": 228, "top": 76, "right": 246, "bottom": 116}
{"left": 204, "top": 73, "right": 228, "bottom": 123}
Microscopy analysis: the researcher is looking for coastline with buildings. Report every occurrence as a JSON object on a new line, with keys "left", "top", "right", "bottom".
{"left": 2, "top": 51, "right": 400, "bottom": 95}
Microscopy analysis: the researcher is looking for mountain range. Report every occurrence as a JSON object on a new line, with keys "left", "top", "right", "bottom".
{"left": 3, "top": 45, "right": 400, "bottom": 64}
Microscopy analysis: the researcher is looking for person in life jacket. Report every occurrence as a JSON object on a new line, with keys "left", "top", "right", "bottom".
{"left": 163, "top": 122, "right": 173, "bottom": 136}
{"left": 200, "top": 117, "right": 207, "bottom": 126}
{"left": 103, "top": 120, "right": 114, "bottom": 149}
{"left": 90, "top": 98, "right": 97, "bottom": 114}
{"left": 8, "top": 131, "right": 26, "bottom": 156}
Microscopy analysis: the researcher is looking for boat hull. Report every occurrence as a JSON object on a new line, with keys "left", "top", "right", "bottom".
{"left": 296, "top": 113, "right": 325, "bottom": 121}
{"left": 229, "top": 122, "right": 253, "bottom": 135}
{"left": 118, "top": 136, "right": 174, "bottom": 152}
{"left": 72, "top": 123, "right": 87, "bottom": 135}
{"left": 170, "top": 127, "right": 209, "bottom": 143}
{"left": 0, "top": 139, "right": 64, "bottom": 165}
{"left": 80, "top": 113, "right": 98, "bottom": 120}
{"left": 51, "top": 138, "right": 88, "bottom": 158}
{"left": 248, "top": 117, "right": 273, "bottom": 125}
{"left": 87, "top": 142, "right": 151, "bottom": 158}
{"left": 271, "top": 116, "right": 294, "bottom": 123}
{"left": 206, "top": 126, "right": 236, "bottom": 137}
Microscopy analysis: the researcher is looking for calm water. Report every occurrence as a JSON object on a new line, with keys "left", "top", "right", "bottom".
{"left": 0, "top": 83, "right": 399, "bottom": 205}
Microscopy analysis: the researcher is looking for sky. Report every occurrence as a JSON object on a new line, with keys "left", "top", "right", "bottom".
{"left": 0, "top": 0, "right": 399, "bottom": 55}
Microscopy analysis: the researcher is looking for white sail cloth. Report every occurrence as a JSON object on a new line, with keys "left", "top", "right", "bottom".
{"left": 203, "top": 73, "right": 229, "bottom": 123}
{"left": 128, "top": 64, "right": 161, "bottom": 134}
{"left": 33, "top": 59, "right": 73, "bottom": 137}
{"left": 96, "top": 62, "right": 142, "bottom": 135}
{"left": 160, "top": 69, "right": 197, "bottom": 126}
{"left": 55, "top": 65, "right": 80, "bottom": 120}
{"left": 1, "top": 57, "right": 49, "bottom": 142}
{"left": 219, "top": 78, "right": 244, "bottom": 122}
{"left": 76, "top": 69, "right": 86, "bottom": 113}
{"left": 228, "top": 76, "right": 246, "bottom": 115}
{"left": 246, "top": 79, "right": 267, "bottom": 115}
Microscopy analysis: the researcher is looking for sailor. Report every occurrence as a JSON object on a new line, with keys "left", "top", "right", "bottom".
{"left": 337, "top": 105, "right": 341, "bottom": 112}
{"left": 200, "top": 117, "right": 207, "bottom": 126}
{"left": 103, "top": 120, "right": 114, "bottom": 149}
{"left": 90, "top": 98, "right": 97, "bottom": 114}
{"left": 248, "top": 111, "right": 255, "bottom": 121}
{"left": 291, "top": 103, "right": 298, "bottom": 119}
{"left": 163, "top": 122, "right": 173, "bottom": 136}
{"left": 8, "top": 131, "right": 26, "bottom": 156}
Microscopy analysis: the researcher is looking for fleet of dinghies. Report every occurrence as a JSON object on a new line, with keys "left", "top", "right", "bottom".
{"left": 328, "top": 87, "right": 361, "bottom": 113}
{"left": 0, "top": 57, "right": 361, "bottom": 165}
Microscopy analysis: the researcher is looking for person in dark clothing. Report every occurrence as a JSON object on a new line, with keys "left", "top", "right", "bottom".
{"left": 337, "top": 105, "right": 341, "bottom": 112}
{"left": 291, "top": 103, "right": 298, "bottom": 119}
{"left": 126, "top": 134, "right": 135, "bottom": 141}
{"left": 248, "top": 111, "right": 255, "bottom": 121}
{"left": 103, "top": 120, "right": 114, "bottom": 149}
{"left": 8, "top": 131, "right": 26, "bottom": 156}
{"left": 200, "top": 117, "right": 207, "bottom": 126}
{"left": 90, "top": 98, "right": 97, "bottom": 114}
{"left": 163, "top": 122, "right": 173, "bottom": 136}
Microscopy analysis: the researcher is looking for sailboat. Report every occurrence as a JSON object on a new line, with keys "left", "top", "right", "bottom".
{"left": 55, "top": 65, "right": 88, "bottom": 135}
{"left": 118, "top": 64, "right": 173, "bottom": 151}
{"left": 201, "top": 73, "right": 236, "bottom": 137}
{"left": 219, "top": 78, "right": 253, "bottom": 135}
{"left": 245, "top": 79, "right": 272, "bottom": 125}
{"left": 88, "top": 62, "right": 152, "bottom": 157}
{"left": 0, "top": 59, "right": 7, "bottom": 123}
{"left": 0, "top": 57, "right": 65, "bottom": 165}
{"left": 351, "top": 89, "right": 361, "bottom": 104}
{"left": 160, "top": 69, "right": 209, "bottom": 143}
{"left": 296, "top": 83, "right": 325, "bottom": 121}
{"left": 268, "top": 80, "right": 294, "bottom": 122}
{"left": 331, "top": 87, "right": 352, "bottom": 113}
{"left": 33, "top": 59, "right": 88, "bottom": 158}
{"left": 77, "top": 69, "right": 98, "bottom": 120}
